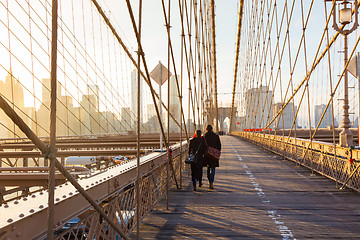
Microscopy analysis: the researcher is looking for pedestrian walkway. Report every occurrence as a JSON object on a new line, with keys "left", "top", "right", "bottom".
{"left": 133, "top": 136, "right": 360, "bottom": 239}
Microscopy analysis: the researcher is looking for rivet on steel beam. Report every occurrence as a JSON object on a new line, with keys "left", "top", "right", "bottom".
{"left": 56, "top": 198, "right": 60, "bottom": 201}
{"left": 39, "top": 205, "right": 44, "bottom": 209}
{"left": 62, "top": 195, "right": 66, "bottom": 198}
{"left": 4, "top": 204, "right": 9, "bottom": 208}
{"left": 40, "top": 192, "right": 44, "bottom": 195}
{"left": 29, "top": 209, "right": 34, "bottom": 213}
{"left": 23, "top": 198, "right": 27, "bottom": 201}
{"left": 91, "top": 183, "right": 94, "bottom": 186}
{"left": 32, "top": 195, "right": 36, "bottom": 198}
{"left": 7, "top": 218, "right": 13, "bottom": 223}
{"left": 19, "top": 214, "right": 24, "bottom": 218}
{"left": 65, "top": 183, "right": 68, "bottom": 186}
{"left": 86, "top": 185, "right": 89, "bottom": 188}
{"left": 69, "top": 192, "right": 73, "bottom": 196}
{"left": 14, "top": 201, "right": 19, "bottom": 205}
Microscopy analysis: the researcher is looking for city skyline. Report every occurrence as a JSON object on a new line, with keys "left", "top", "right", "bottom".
{"left": 0, "top": 72, "right": 191, "bottom": 138}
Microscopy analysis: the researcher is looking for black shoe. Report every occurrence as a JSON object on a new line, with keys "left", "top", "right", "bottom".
{"left": 209, "top": 184, "right": 214, "bottom": 189}
{"left": 199, "top": 182, "right": 202, "bottom": 188}
{"left": 193, "top": 187, "right": 197, "bottom": 191}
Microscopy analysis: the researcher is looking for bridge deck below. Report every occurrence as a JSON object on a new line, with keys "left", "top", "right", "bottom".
{"left": 133, "top": 136, "right": 360, "bottom": 239}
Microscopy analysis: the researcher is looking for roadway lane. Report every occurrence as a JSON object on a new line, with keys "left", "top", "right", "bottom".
{"left": 133, "top": 136, "right": 360, "bottom": 239}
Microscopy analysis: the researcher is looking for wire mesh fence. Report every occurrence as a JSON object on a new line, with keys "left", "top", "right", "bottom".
{"left": 235, "top": 132, "right": 360, "bottom": 191}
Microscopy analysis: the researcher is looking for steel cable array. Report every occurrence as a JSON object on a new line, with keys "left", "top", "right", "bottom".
{"left": 231, "top": 0, "right": 360, "bottom": 193}
{"left": 0, "top": 0, "right": 218, "bottom": 239}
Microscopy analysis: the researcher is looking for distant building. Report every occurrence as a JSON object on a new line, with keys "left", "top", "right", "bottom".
{"left": 351, "top": 118, "right": 358, "bottom": 128}
{"left": 0, "top": 74, "right": 127, "bottom": 138}
{"left": 186, "top": 119, "right": 196, "bottom": 134}
{"left": 100, "top": 111, "right": 120, "bottom": 133}
{"left": 130, "top": 70, "right": 145, "bottom": 129}
{"left": 0, "top": 114, "right": 8, "bottom": 137}
{"left": 244, "top": 86, "right": 273, "bottom": 129}
{"left": 147, "top": 104, "right": 156, "bottom": 120}
{"left": 314, "top": 104, "right": 336, "bottom": 128}
{"left": 168, "top": 75, "right": 181, "bottom": 132}
{"left": 41, "top": 78, "right": 60, "bottom": 108}
{"left": 0, "top": 73, "right": 26, "bottom": 138}
{"left": 37, "top": 80, "right": 96, "bottom": 136}
{"left": 144, "top": 104, "right": 158, "bottom": 133}
{"left": 120, "top": 107, "right": 132, "bottom": 132}
{"left": 273, "top": 102, "right": 297, "bottom": 130}
{"left": 237, "top": 116, "right": 246, "bottom": 131}
{"left": 78, "top": 84, "right": 101, "bottom": 135}
{"left": 144, "top": 115, "right": 160, "bottom": 133}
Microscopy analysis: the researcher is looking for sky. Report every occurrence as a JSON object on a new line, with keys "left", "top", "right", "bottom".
{"left": 101, "top": 0, "right": 240, "bottom": 106}
{"left": 0, "top": 0, "right": 240, "bottom": 137}
{"left": 2, "top": 0, "right": 360, "bottom": 131}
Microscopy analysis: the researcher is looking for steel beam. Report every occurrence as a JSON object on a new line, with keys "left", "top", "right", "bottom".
{"left": 0, "top": 149, "right": 149, "bottom": 158}
{"left": 0, "top": 173, "right": 66, "bottom": 187}
{"left": 0, "top": 142, "right": 186, "bottom": 239}
{"left": 0, "top": 141, "right": 178, "bottom": 151}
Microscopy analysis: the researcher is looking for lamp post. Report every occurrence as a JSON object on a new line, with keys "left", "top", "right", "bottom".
{"left": 328, "top": 0, "right": 359, "bottom": 147}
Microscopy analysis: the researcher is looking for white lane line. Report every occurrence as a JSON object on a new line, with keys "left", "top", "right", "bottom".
{"left": 232, "top": 146, "right": 296, "bottom": 240}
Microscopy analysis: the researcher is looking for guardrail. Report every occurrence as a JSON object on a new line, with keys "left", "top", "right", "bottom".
{"left": 232, "top": 132, "right": 360, "bottom": 192}
{"left": 0, "top": 141, "right": 187, "bottom": 239}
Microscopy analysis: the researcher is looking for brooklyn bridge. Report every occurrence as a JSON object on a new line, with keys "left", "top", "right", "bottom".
{"left": 0, "top": 0, "right": 360, "bottom": 239}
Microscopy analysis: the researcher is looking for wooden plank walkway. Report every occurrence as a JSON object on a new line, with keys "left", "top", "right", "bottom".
{"left": 132, "top": 136, "right": 360, "bottom": 239}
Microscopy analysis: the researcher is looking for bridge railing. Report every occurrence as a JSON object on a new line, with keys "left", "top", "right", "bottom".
{"left": 232, "top": 132, "right": 360, "bottom": 192}
{"left": 0, "top": 141, "right": 187, "bottom": 239}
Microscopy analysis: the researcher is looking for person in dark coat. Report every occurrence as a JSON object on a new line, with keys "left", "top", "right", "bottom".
{"left": 197, "top": 124, "right": 221, "bottom": 189}
{"left": 188, "top": 130, "right": 203, "bottom": 191}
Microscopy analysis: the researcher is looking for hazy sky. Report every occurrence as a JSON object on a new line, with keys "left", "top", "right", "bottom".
{"left": 2, "top": 0, "right": 360, "bottom": 130}
{"left": 0, "top": 0, "right": 240, "bottom": 134}
{"left": 101, "top": 0, "right": 240, "bottom": 106}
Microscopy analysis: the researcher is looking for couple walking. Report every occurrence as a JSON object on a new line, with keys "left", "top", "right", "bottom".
{"left": 188, "top": 124, "right": 221, "bottom": 191}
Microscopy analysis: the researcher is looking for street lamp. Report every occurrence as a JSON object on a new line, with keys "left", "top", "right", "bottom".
{"left": 327, "top": 0, "right": 359, "bottom": 147}
{"left": 339, "top": 2, "right": 353, "bottom": 24}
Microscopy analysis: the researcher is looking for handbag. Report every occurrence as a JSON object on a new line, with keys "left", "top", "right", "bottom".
{"left": 185, "top": 154, "right": 196, "bottom": 164}
{"left": 204, "top": 137, "right": 221, "bottom": 161}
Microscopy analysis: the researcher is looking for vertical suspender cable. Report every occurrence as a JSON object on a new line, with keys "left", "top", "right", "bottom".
{"left": 230, "top": 0, "right": 245, "bottom": 134}
{"left": 47, "top": 0, "right": 58, "bottom": 238}
{"left": 166, "top": 0, "right": 171, "bottom": 210}
{"left": 324, "top": 1, "right": 338, "bottom": 187}
{"left": 187, "top": 0, "right": 198, "bottom": 131}
{"left": 136, "top": 0, "right": 143, "bottom": 238}
{"left": 210, "top": 0, "right": 218, "bottom": 133}
{"left": 179, "top": 0, "right": 185, "bottom": 189}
